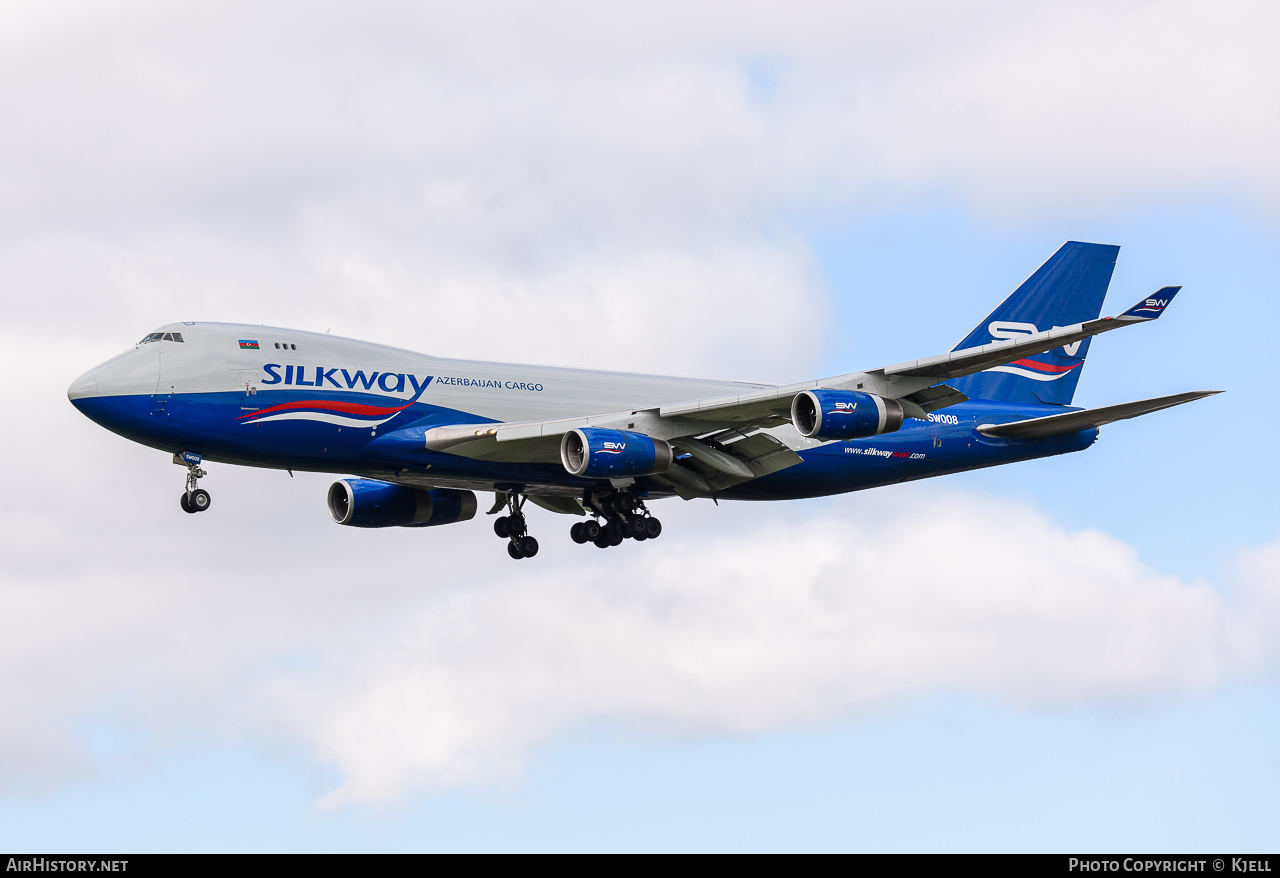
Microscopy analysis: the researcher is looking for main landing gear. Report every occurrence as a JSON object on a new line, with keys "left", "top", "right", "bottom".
{"left": 493, "top": 492, "right": 539, "bottom": 560}
{"left": 490, "top": 489, "right": 662, "bottom": 558}
{"left": 570, "top": 491, "right": 662, "bottom": 550}
{"left": 178, "top": 457, "right": 211, "bottom": 514}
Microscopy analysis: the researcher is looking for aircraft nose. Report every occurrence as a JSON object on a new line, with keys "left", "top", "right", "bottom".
{"left": 67, "top": 369, "right": 98, "bottom": 405}
{"left": 68, "top": 345, "right": 160, "bottom": 420}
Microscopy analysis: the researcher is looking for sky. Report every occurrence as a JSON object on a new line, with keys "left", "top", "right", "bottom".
{"left": 1, "top": 0, "right": 1279, "bottom": 852}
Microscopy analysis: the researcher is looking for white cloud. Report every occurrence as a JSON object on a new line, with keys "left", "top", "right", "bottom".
{"left": 850, "top": 2, "right": 1280, "bottom": 214}
{"left": 4, "top": 1, "right": 1278, "bottom": 232}
{"left": 0, "top": 226, "right": 821, "bottom": 379}
{"left": 277, "top": 494, "right": 1277, "bottom": 807}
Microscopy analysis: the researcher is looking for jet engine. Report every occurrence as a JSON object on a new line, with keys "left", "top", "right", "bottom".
{"left": 560, "top": 428, "right": 673, "bottom": 479}
{"left": 327, "top": 479, "right": 478, "bottom": 528}
{"left": 791, "top": 389, "right": 905, "bottom": 440}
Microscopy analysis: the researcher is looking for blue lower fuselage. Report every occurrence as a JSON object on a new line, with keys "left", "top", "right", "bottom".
{"left": 72, "top": 388, "right": 1096, "bottom": 501}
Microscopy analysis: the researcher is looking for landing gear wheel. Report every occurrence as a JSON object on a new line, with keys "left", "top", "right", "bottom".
{"left": 507, "top": 540, "right": 525, "bottom": 559}
{"left": 570, "top": 522, "right": 588, "bottom": 544}
{"left": 608, "top": 525, "right": 624, "bottom": 547}
{"left": 615, "top": 494, "right": 635, "bottom": 514}
{"left": 179, "top": 456, "right": 209, "bottom": 514}
{"left": 645, "top": 517, "right": 662, "bottom": 539}
{"left": 593, "top": 531, "right": 611, "bottom": 549}
{"left": 189, "top": 489, "right": 211, "bottom": 512}
{"left": 583, "top": 520, "right": 601, "bottom": 541}
{"left": 494, "top": 516, "right": 510, "bottom": 538}
{"left": 626, "top": 516, "right": 647, "bottom": 538}
{"left": 520, "top": 536, "right": 539, "bottom": 558}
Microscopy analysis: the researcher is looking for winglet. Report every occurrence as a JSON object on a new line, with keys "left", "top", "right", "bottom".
{"left": 1120, "top": 286, "right": 1181, "bottom": 320}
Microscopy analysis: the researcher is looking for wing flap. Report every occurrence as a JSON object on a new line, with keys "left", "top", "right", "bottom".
{"left": 527, "top": 495, "right": 587, "bottom": 516}
{"left": 653, "top": 429, "right": 803, "bottom": 497}
{"left": 723, "top": 431, "right": 804, "bottom": 475}
{"left": 903, "top": 384, "right": 969, "bottom": 414}
{"left": 976, "top": 390, "right": 1220, "bottom": 439}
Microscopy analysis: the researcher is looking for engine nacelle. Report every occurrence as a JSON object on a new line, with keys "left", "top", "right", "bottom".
{"left": 560, "top": 428, "right": 673, "bottom": 479}
{"left": 791, "top": 389, "right": 905, "bottom": 440}
{"left": 327, "top": 480, "right": 478, "bottom": 528}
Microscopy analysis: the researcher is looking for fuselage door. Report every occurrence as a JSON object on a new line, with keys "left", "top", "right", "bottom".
{"left": 149, "top": 348, "right": 169, "bottom": 416}
{"left": 237, "top": 371, "right": 260, "bottom": 415}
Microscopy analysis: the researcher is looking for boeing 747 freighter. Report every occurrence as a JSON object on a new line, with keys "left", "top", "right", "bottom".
{"left": 68, "top": 243, "right": 1217, "bottom": 559}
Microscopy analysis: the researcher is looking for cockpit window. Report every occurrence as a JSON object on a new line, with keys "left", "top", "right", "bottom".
{"left": 139, "top": 332, "right": 184, "bottom": 344}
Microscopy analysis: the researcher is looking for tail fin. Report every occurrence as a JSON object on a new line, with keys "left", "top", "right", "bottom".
{"left": 947, "top": 241, "right": 1119, "bottom": 406}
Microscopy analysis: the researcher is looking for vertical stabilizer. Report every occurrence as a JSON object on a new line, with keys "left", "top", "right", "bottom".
{"left": 947, "top": 242, "right": 1119, "bottom": 406}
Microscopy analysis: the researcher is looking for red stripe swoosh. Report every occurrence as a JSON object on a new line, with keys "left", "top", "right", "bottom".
{"left": 1008, "top": 359, "right": 1081, "bottom": 374}
{"left": 237, "top": 399, "right": 414, "bottom": 420}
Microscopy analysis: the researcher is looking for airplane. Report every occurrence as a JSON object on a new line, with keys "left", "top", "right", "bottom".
{"left": 67, "top": 242, "right": 1218, "bottom": 560}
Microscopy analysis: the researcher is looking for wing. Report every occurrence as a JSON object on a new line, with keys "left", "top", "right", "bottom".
{"left": 659, "top": 287, "right": 1183, "bottom": 424}
{"left": 410, "top": 287, "right": 1182, "bottom": 488}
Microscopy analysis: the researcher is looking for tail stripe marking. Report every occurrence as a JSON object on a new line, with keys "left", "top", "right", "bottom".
{"left": 1004, "top": 358, "right": 1081, "bottom": 374}
{"left": 985, "top": 359, "right": 1084, "bottom": 382}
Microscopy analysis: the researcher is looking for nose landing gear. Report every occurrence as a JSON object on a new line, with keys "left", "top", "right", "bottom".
{"left": 175, "top": 451, "right": 211, "bottom": 514}
{"left": 493, "top": 491, "right": 539, "bottom": 559}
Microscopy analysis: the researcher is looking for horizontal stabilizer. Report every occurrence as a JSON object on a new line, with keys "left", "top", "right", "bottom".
{"left": 976, "top": 390, "right": 1220, "bottom": 439}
